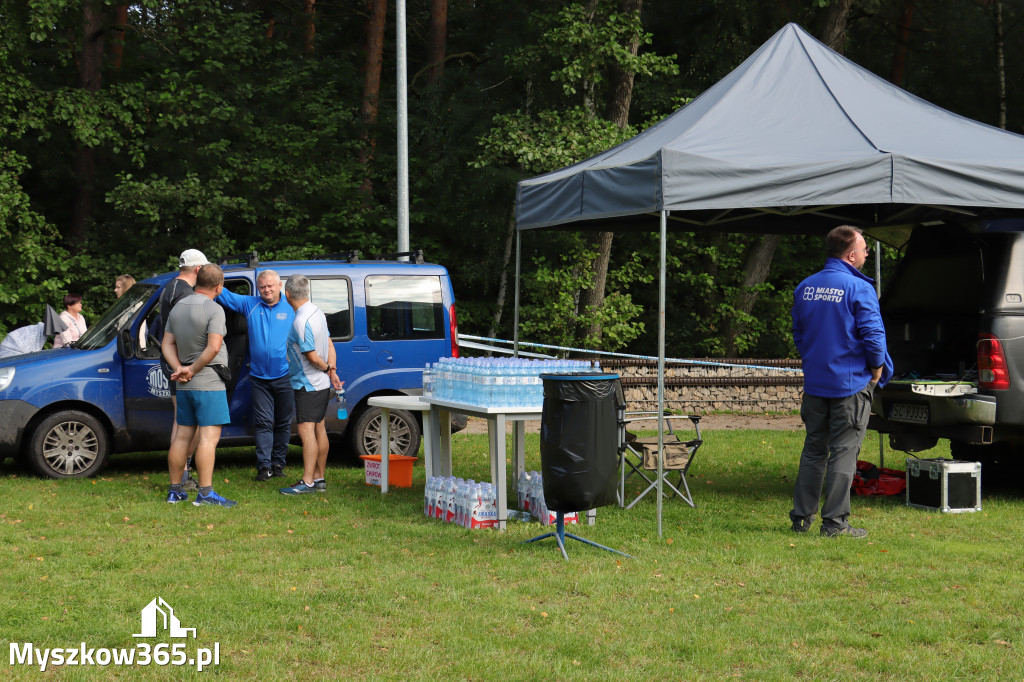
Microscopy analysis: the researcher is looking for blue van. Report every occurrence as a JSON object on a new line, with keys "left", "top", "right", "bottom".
{"left": 0, "top": 253, "right": 461, "bottom": 478}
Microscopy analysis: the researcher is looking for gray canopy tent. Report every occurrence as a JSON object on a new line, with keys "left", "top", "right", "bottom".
{"left": 513, "top": 22, "right": 1024, "bottom": 535}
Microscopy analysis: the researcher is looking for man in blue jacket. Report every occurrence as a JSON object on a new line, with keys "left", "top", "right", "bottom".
{"left": 217, "top": 270, "right": 296, "bottom": 481}
{"left": 791, "top": 226, "right": 893, "bottom": 538}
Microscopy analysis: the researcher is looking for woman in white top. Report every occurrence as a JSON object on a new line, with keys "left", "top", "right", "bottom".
{"left": 53, "top": 293, "right": 88, "bottom": 348}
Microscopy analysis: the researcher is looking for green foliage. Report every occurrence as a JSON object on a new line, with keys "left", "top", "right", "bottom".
{"left": 1, "top": 0, "right": 1022, "bottom": 358}
{"left": 507, "top": 0, "right": 678, "bottom": 100}
{"left": 473, "top": 0, "right": 679, "bottom": 352}
{"left": 474, "top": 107, "right": 636, "bottom": 173}
{"left": 0, "top": 150, "right": 70, "bottom": 333}
{"left": 518, "top": 235, "right": 649, "bottom": 352}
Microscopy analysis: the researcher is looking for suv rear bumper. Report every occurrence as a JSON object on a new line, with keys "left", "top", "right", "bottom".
{"left": 870, "top": 382, "right": 996, "bottom": 444}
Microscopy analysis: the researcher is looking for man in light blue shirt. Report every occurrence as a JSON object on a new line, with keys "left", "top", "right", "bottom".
{"left": 279, "top": 275, "right": 342, "bottom": 495}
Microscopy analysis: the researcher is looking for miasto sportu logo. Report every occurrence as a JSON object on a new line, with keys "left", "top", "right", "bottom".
{"left": 9, "top": 597, "right": 221, "bottom": 672}
{"left": 802, "top": 286, "right": 845, "bottom": 303}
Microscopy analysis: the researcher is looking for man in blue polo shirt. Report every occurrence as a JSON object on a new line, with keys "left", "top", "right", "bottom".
{"left": 217, "top": 270, "right": 295, "bottom": 481}
{"left": 791, "top": 225, "right": 893, "bottom": 539}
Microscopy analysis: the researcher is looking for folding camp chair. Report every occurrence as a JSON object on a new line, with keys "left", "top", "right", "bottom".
{"left": 618, "top": 411, "right": 703, "bottom": 509}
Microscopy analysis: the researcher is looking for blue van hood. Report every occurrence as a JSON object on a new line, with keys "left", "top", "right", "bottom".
{"left": 0, "top": 347, "right": 80, "bottom": 369}
{"left": 0, "top": 345, "right": 118, "bottom": 405}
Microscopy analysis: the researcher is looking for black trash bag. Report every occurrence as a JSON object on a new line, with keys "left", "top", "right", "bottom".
{"left": 539, "top": 373, "right": 620, "bottom": 512}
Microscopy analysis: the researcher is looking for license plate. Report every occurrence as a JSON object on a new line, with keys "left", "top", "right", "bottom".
{"left": 890, "top": 403, "right": 929, "bottom": 424}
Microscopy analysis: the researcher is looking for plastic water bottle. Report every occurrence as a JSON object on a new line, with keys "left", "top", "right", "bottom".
{"left": 425, "top": 477, "right": 435, "bottom": 516}
{"left": 481, "top": 361, "right": 496, "bottom": 407}
{"left": 422, "top": 363, "right": 434, "bottom": 398}
{"left": 518, "top": 470, "right": 531, "bottom": 511}
{"left": 336, "top": 387, "right": 348, "bottom": 420}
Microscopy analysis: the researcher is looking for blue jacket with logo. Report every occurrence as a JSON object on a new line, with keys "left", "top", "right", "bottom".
{"left": 792, "top": 258, "right": 894, "bottom": 399}
{"left": 216, "top": 288, "right": 294, "bottom": 380}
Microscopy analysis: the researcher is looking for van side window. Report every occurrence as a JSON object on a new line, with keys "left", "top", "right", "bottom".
{"left": 311, "top": 278, "right": 353, "bottom": 340}
{"left": 222, "top": 278, "right": 252, "bottom": 339}
{"left": 224, "top": 279, "right": 251, "bottom": 296}
{"left": 365, "top": 275, "right": 444, "bottom": 340}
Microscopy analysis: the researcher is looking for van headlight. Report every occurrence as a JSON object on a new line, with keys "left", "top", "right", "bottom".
{"left": 0, "top": 366, "right": 14, "bottom": 392}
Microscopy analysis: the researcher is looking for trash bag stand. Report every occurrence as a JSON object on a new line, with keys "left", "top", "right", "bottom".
{"left": 523, "top": 512, "right": 631, "bottom": 562}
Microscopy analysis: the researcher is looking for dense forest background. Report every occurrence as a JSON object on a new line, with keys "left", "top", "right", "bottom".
{"left": 1, "top": 0, "right": 1021, "bottom": 359}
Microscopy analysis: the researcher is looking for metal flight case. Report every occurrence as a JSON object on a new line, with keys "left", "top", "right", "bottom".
{"left": 906, "top": 458, "right": 981, "bottom": 513}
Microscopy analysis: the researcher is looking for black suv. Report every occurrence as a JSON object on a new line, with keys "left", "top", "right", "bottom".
{"left": 869, "top": 220, "right": 1024, "bottom": 469}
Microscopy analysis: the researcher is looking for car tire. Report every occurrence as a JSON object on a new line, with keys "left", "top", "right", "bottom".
{"left": 28, "top": 410, "right": 110, "bottom": 479}
{"left": 349, "top": 407, "right": 422, "bottom": 459}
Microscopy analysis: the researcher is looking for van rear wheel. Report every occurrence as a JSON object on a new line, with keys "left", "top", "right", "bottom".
{"left": 28, "top": 410, "right": 109, "bottom": 478}
{"left": 349, "top": 407, "right": 421, "bottom": 459}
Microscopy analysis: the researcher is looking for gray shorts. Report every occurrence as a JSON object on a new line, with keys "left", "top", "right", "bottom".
{"left": 294, "top": 387, "right": 331, "bottom": 424}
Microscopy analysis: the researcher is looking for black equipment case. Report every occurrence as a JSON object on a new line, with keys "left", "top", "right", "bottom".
{"left": 905, "top": 458, "right": 981, "bottom": 513}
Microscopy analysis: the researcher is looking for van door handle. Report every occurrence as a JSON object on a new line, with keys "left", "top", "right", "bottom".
{"left": 354, "top": 346, "right": 370, "bottom": 352}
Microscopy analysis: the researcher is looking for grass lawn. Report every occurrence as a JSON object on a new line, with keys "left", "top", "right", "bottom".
{"left": 1, "top": 426, "right": 1021, "bottom": 680}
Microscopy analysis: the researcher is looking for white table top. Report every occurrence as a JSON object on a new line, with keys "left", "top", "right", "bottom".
{"left": 367, "top": 395, "right": 432, "bottom": 411}
{"left": 424, "top": 397, "right": 543, "bottom": 416}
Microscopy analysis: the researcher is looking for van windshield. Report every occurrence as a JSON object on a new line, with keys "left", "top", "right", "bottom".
{"left": 75, "top": 284, "right": 158, "bottom": 350}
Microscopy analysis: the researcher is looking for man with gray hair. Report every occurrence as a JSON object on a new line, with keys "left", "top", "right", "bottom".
{"left": 279, "top": 275, "right": 343, "bottom": 495}
{"left": 217, "top": 269, "right": 295, "bottom": 480}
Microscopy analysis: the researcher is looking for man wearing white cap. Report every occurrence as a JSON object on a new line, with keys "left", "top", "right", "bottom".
{"left": 160, "top": 248, "right": 210, "bottom": 486}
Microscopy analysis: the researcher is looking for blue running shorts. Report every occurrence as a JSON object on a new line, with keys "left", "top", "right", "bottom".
{"left": 176, "top": 390, "right": 231, "bottom": 427}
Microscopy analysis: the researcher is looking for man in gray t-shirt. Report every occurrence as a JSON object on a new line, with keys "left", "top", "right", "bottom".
{"left": 165, "top": 295, "right": 228, "bottom": 391}
{"left": 161, "top": 264, "right": 236, "bottom": 507}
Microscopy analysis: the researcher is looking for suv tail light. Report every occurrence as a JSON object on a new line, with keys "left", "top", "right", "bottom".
{"left": 978, "top": 333, "right": 1010, "bottom": 389}
{"left": 449, "top": 304, "right": 460, "bottom": 358}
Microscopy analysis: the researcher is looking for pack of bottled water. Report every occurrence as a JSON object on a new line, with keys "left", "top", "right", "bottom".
{"left": 424, "top": 476, "right": 498, "bottom": 530}
{"left": 518, "top": 470, "right": 577, "bottom": 526}
{"left": 422, "top": 357, "right": 602, "bottom": 408}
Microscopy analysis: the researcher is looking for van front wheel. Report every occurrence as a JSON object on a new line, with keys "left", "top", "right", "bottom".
{"left": 28, "top": 410, "right": 110, "bottom": 478}
{"left": 349, "top": 407, "right": 421, "bottom": 459}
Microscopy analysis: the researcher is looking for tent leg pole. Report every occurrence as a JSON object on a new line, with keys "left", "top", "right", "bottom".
{"left": 657, "top": 210, "right": 667, "bottom": 538}
{"left": 513, "top": 230, "right": 521, "bottom": 358}
{"left": 874, "top": 239, "right": 883, "bottom": 469}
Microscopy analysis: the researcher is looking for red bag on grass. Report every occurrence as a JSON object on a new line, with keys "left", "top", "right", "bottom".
{"left": 851, "top": 460, "right": 906, "bottom": 496}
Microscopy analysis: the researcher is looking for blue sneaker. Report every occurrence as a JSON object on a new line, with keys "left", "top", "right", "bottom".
{"left": 280, "top": 481, "right": 316, "bottom": 495}
{"left": 166, "top": 489, "right": 189, "bottom": 504}
{"left": 313, "top": 479, "right": 327, "bottom": 491}
{"left": 193, "top": 490, "right": 237, "bottom": 507}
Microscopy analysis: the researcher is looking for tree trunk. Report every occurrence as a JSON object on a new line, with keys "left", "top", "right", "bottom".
{"left": 576, "top": 0, "right": 642, "bottom": 347}
{"left": 426, "top": 0, "right": 447, "bottom": 85}
{"left": 487, "top": 203, "right": 517, "bottom": 341}
{"left": 303, "top": 0, "right": 316, "bottom": 55}
{"left": 820, "top": 0, "right": 853, "bottom": 53}
{"left": 70, "top": 0, "right": 106, "bottom": 244}
{"left": 359, "top": 0, "right": 388, "bottom": 195}
{"left": 576, "top": 231, "right": 614, "bottom": 347}
{"left": 722, "top": 234, "right": 780, "bottom": 356}
{"left": 109, "top": 3, "right": 128, "bottom": 70}
{"left": 889, "top": 0, "right": 915, "bottom": 86}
